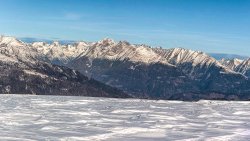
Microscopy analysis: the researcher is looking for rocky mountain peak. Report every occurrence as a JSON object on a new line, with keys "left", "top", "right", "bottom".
{"left": 159, "top": 47, "right": 217, "bottom": 66}
{"left": 95, "top": 38, "right": 116, "bottom": 47}
{"left": 32, "top": 42, "right": 48, "bottom": 47}
{"left": 51, "top": 41, "right": 60, "bottom": 46}
{"left": 75, "top": 41, "right": 89, "bottom": 47}
{"left": 117, "top": 40, "right": 130, "bottom": 46}
{"left": 0, "top": 36, "right": 24, "bottom": 46}
{"left": 220, "top": 58, "right": 244, "bottom": 70}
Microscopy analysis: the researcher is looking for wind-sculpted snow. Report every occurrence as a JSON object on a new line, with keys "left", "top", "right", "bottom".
{"left": 0, "top": 95, "right": 250, "bottom": 140}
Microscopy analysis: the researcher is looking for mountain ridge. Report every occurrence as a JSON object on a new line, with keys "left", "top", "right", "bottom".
{"left": 1, "top": 35, "right": 249, "bottom": 100}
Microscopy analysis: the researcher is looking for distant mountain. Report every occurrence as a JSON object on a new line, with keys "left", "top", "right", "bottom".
{"left": 18, "top": 37, "right": 76, "bottom": 45}
{"left": 0, "top": 35, "right": 249, "bottom": 100}
{"left": 209, "top": 53, "right": 248, "bottom": 60}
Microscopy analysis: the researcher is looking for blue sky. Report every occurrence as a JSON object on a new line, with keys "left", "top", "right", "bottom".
{"left": 0, "top": 0, "right": 250, "bottom": 56}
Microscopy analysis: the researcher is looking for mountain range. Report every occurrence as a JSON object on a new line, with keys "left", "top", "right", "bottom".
{"left": 0, "top": 36, "right": 129, "bottom": 98}
{"left": 0, "top": 35, "right": 249, "bottom": 100}
{"left": 209, "top": 53, "right": 248, "bottom": 60}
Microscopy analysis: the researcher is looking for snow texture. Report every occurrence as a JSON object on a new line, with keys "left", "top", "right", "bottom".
{"left": 0, "top": 95, "right": 250, "bottom": 141}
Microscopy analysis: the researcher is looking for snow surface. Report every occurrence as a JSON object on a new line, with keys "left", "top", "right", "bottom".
{"left": 0, "top": 95, "right": 250, "bottom": 141}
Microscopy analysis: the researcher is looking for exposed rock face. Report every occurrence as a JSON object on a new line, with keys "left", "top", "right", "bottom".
{"left": 1, "top": 35, "right": 250, "bottom": 100}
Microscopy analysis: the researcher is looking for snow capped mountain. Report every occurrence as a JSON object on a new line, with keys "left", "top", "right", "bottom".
{"left": 0, "top": 35, "right": 24, "bottom": 47}
{"left": 30, "top": 40, "right": 91, "bottom": 65}
{"left": 0, "top": 37, "right": 38, "bottom": 63}
{"left": 32, "top": 41, "right": 48, "bottom": 47}
{"left": 154, "top": 47, "right": 221, "bottom": 68}
{"left": 32, "top": 38, "right": 170, "bottom": 65}
{"left": 0, "top": 35, "right": 249, "bottom": 100}
{"left": 94, "top": 38, "right": 116, "bottom": 47}
{"left": 89, "top": 41, "right": 170, "bottom": 64}
{"left": 0, "top": 36, "right": 246, "bottom": 75}
{"left": 220, "top": 58, "right": 244, "bottom": 70}
{"left": 0, "top": 36, "right": 130, "bottom": 98}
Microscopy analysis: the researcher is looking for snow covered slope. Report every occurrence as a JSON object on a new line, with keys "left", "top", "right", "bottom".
{"left": 1, "top": 95, "right": 250, "bottom": 140}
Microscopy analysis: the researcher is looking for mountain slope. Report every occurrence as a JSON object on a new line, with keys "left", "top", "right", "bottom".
{"left": 1, "top": 35, "right": 250, "bottom": 100}
{"left": 0, "top": 36, "right": 130, "bottom": 98}
{"left": 52, "top": 39, "right": 249, "bottom": 100}
{"left": 153, "top": 48, "right": 249, "bottom": 97}
{"left": 28, "top": 37, "right": 250, "bottom": 100}
{"left": 235, "top": 59, "right": 250, "bottom": 77}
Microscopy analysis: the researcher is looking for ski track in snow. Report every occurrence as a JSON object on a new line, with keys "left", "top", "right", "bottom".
{"left": 0, "top": 95, "right": 250, "bottom": 141}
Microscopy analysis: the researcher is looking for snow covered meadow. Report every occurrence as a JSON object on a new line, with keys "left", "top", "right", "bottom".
{"left": 0, "top": 95, "right": 250, "bottom": 140}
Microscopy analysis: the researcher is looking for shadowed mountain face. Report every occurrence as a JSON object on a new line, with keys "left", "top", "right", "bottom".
{"left": 0, "top": 36, "right": 250, "bottom": 100}
{"left": 0, "top": 60, "right": 129, "bottom": 98}
{"left": 68, "top": 57, "right": 199, "bottom": 100}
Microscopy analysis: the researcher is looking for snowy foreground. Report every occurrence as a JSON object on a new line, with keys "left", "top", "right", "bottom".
{"left": 0, "top": 95, "right": 250, "bottom": 141}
